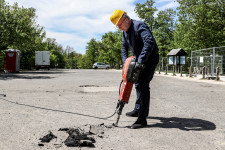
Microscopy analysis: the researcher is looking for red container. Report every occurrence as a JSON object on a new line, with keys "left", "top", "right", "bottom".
{"left": 5, "top": 49, "right": 20, "bottom": 72}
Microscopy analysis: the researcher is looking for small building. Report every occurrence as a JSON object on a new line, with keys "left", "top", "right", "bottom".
{"left": 5, "top": 49, "right": 20, "bottom": 72}
{"left": 167, "top": 48, "right": 188, "bottom": 72}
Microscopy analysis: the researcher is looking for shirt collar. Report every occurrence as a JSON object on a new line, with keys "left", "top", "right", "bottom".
{"left": 126, "top": 19, "right": 133, "bottom": 33}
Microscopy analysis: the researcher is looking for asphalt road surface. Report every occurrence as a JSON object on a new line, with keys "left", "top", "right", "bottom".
{"left": 0, "top": 69, "right": 225, "bottom": 150}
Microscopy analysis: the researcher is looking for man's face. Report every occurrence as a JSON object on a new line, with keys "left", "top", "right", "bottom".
{"left": 117, "top": 17, "right": 130, "bottom": 32}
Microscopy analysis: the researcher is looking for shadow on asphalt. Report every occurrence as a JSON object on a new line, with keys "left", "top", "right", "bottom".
{"left": 0, "top": 70, "right": 73, "bottom": 80}
{"left": 18, "top": 70, "right": 71, "bottom": 74}
{"left": 146, "top": 116, "right": 216, "bottom": 131}
{"left": 0, "top": 74, "right": 54, "bottom": 80}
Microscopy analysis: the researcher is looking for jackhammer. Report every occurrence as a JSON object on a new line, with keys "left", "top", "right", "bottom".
{"left": 114, "top": 56, "right": 143, "bottom": 126}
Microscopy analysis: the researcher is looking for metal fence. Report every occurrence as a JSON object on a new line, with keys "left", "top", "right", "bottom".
{"left": 158, "top": 57, "right": 190, "bottom": 73}
{"left": 191, "top": 46, "right": 225, "bottom": 76}
{"left": 157, "top": 46, "right": 225, "bottom": 76}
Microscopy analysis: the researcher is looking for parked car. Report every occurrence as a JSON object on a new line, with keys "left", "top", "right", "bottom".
{"left": 93, "top": 62, "right": 110, "bottom": 69}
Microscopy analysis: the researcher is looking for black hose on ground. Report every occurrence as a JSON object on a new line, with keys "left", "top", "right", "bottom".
{"left": 0, "top": 80, "right": 123, "bottom": 120}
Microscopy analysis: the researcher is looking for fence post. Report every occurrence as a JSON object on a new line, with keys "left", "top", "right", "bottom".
{"left": 212, "top": 47, "right": 215, "bottom": 76}
{"left": 202, "top": 66, "right": 206, "bottom": 79}
{"left": 216, "top": 67, "right": 220, "bottom": 81}
{"left": 189, "top": 66, "right": 192, "bottom": 77}
{"left": 173, "top": 66, "right": 176, "bottom": 76}
{"left": 165, "top": 65, "right": 168, "bottom": 75}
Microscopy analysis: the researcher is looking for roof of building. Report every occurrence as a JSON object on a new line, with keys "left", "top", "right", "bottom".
{"left": 167, "top": 48, "right": 187, "bottom": 56}
{"left": 6, "top": 49, "right": 20, "bottom": 52}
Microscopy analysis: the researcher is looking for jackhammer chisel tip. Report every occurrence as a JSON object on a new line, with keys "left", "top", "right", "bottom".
{"left": 0, "top": 94, "right": 6, "bottom": 97}
{"left": 112, "top": 123, "right": 118, "bottom": 127}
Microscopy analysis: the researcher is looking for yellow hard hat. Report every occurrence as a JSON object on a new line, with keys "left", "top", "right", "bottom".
{"left": 110, "top": 9, "right": 125, "bottom": 25}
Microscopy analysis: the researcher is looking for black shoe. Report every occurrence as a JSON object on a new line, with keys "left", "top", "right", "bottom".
{"left": 126, "top": 109, "right": 139, "bottom": 117}
{"left": 130, "top": 119, "right": 147, "bottom": 129}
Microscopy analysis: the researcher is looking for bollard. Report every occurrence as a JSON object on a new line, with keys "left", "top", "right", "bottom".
{"left": 189, "top": 66, "right": 192, "bottom": 77}
{"left": 173, "top": 66, "right": 176, "bottom": 76}
{"left": 180, "top": 66, "right": 183, "bottom": 77}
{"left": 159, "top": 66, "right": 161, "bottom": 74}
{"left": 202, "top": 66, "right": 206, "bottom": 79}
{"left": 216, "top": 67, "right": 220, "bottom": 81}
{"left": 205, "top": 67, "right": 208, "bottom": 76}
{"left": 165, "top": 65, "right": 168, "bottom": 75}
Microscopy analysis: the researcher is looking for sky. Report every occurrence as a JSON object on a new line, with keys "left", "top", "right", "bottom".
{"left": 6, "top": 0, "right": 179, "bottom": 54}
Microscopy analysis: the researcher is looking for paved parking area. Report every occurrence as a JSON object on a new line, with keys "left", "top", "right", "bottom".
{"left": 0, "top": 69, "right": 225, "bottom": 150}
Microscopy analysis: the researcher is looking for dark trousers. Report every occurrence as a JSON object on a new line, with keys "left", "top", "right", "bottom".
{"left": 134, "top": 60, "right": 158, "bottom": 120}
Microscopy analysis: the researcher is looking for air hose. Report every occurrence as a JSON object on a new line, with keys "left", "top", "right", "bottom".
{"left": 0, "top": 80, "right": 123, "bottom": 120}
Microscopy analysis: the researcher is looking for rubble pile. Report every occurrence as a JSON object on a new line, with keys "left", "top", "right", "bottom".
{"left": 38, "top": 123, "right": 113, "bottom": 148}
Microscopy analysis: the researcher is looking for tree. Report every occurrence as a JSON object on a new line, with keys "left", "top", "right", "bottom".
{"left": 0, "top": 1, "right": 46, "bottom": 50}
{"left": 0, "top": 0, "right": 46, "bottom": 69}
{"left": 64, "top": 46, "right": 74, "bottom": 69}
{"left": 99, "top": 30, "right": 123, "bottom": 68}
{"left": 71, "top": 52, "right": 82, "bottom": 69}
{"left": 154, "top": 9, "right": 176, "bottom": 57}
{"left": 0, "top": 0, "right": 10, "bottom": 50}
{"left": 46, "top": 38, "right": 57, "bottom": 50}
{"left": 78, "top": 54, "right": 89, "bottom": 69}
{"left": 135, "top": 0, "right": 158, "bottom": 31}
{"left": 174, "top": 0, "right": 225, "bottom": 54}
{"left": 85, "top": 38, "right": 99, "bottom": 68}
{"left": 50, "top": 50, "right": 66, "bottom": 68}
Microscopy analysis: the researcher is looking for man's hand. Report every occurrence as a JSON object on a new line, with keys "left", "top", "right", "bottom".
{"left": 135, "top": 62, "right": 145, "bottom": 71}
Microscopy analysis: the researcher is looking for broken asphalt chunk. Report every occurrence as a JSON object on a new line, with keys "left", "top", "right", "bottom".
{"left": 39, "top": 131, "right": 57, "bottom": 143}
